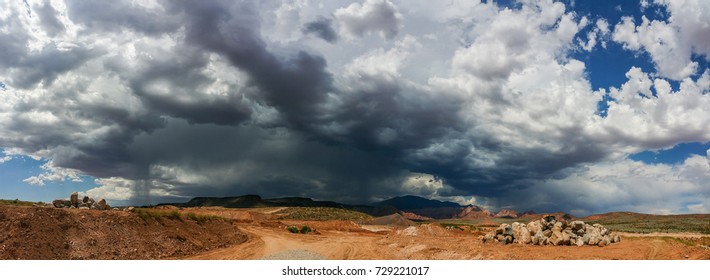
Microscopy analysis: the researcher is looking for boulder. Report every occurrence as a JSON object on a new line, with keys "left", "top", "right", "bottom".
{"left": 561, "top": 232, "right": 571, "bottom": 246}
{"left": 82, "top": 196, "right": 90, "bottom": 203}
{"left": 498, "top": 224, "right": 513, "bottom": 235}
{"left": 603, "top": 235, "right": 612, "bottom": 246}
{"left": 575, "top": 237, "right": 585, "bottom": 247}
{"left": 581, "top": 234, "right": 590, "bottom": 245}
{"left": 550, "top": 230, "right": 563, "bottom": 246}
{"left": 512, "top": 222, "right": 530, "bottom": 243}
{"left": 543, "top": 229, "right": 552, "bottom": 238}
{"left": 587, "top": 228, "right": 601, "bottom": 245}
{"left": 527, "top": 221, "right": 542, "bottom": 235}
{"left": 70, "top": 192, "right": 79, "bottom": 207}
{"left": 52, "top": 199, "right": 67, "bottom": 208}
{"left": 504, "top": 235, "right": 513, "bottom": 244}
{"left": 96, "top": 199, "right": 111, "bottom": 210}
{"left": 520, "top": 229, "right": 532, "bottom": 244}
{"left": 543, "top": 215, "right": 556, "bottom": 223}
{"left": 483, "top": 232, "right": 495, "bottom": 243}
{"left": 571, "top": 221, "right": 585, "bottom": 231}
{"left": 552, "top": 222, "right": 563, "bottom": 232}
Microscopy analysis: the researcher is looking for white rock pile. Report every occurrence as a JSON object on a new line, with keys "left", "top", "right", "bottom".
{"left": 482, "top": 215, "right": 621, "bottom": 246}
{"left": 52, "top": 192, "right": 111, "bottom": 210}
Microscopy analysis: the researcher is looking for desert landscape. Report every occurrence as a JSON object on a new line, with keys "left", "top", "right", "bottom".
{"left": 2, "top": 195, "right": 709, "bottom": 260}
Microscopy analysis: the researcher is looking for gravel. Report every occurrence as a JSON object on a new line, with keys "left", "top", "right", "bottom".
{"left": 260, "top": 249, "right": 327, "bottom": 260}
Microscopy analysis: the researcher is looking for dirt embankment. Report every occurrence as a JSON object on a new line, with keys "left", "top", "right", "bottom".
{"left": 0, "top": 206, "right": 247, "bottom": 260}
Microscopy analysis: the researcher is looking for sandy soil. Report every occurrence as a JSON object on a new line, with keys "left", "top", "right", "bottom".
{"left": 189, "top": 222, "right": 710, "bottom": 260}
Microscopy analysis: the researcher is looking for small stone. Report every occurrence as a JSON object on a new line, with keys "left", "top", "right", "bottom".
{"left": 613, "top": 234, "right": 621, "bottom": 243}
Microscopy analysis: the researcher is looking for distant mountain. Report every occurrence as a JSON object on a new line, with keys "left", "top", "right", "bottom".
{"left": 174, "top": 195, "right": 344, "bottom": 208}
{"left": 375, "top": 195, "right": 461, "bottom": 209}
{"left": 454, "top": 205, "right": 492, "bottom": 219}
{"left": 375, "top": 195, "right": 492, "bottom": 220}
{"left": 164, "top": 194, "right": 571, "bottom": 222}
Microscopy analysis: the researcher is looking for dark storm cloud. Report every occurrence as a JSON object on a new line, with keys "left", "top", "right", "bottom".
{"left": 302, "top": 17, "right": 338, "bottom": 43}
{"left": 166, "top": 0, "right": 333, "bottom": 129}
{"left": 126, "top": 119, "right": 409, "bottom": 204}
{"left": 0, "top": 10, "right": 95, "bottom": 88}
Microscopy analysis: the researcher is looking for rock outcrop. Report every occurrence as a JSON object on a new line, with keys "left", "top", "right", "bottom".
{"left": 52, "top": 193, "right": 111, "bottom": 210}
{"left": 482, "top": 215, "right": 620, "bottom": 246}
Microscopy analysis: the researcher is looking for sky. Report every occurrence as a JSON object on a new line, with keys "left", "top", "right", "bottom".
{"left": 1, "top": 0, "right": 709, "bottom": 216}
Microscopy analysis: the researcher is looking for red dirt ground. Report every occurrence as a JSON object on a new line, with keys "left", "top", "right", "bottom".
{"left": 0, "top": 206, "right": 246, "bottom": 259}
{"left": 3, "top": 205, "right": 710, "bottom": 260}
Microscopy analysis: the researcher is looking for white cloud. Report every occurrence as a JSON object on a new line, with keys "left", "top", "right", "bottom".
{"left": 334, "top": 0, "right": 402, "bottom": 40}
{"left": 613, "top": 16, "right": 697, "bottom": 80}
{"left": 599, "top": 68, "right": 710, "bottom": 151}
{"left": 524, "top": 152, "right": 710, "bottom": 214}
{"left": 612, "top": 0, "right": 710, "bottom": 80}
{"left": 23, "top": 161, "right": 83, "bottom": 186}
{"left": 578, "top": 18, "right": 610, "bottom": 51}
{"left": 83, "top": 177, "right": 134, "bottom": 201}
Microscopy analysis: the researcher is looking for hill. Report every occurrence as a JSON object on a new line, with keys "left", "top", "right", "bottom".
{"left": 172, "top": 195, "right": 344, "bottom": 208}
{"left": 375, "top": 195, "right": 461, "bottom": 209}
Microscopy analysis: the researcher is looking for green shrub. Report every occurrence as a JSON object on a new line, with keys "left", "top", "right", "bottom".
{"left": 300, "top": 226, "right": 312, "bottom": 234}
{"left": 287, "top": 226, "right": 299, "bottom": 233}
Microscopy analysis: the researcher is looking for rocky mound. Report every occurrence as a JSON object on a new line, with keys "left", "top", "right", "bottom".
{"left": 482, "top": 215, "right": 620, "bottom": 246}
{"left": 52, "top": 192, "right": 111, "bottom": 210}
{"left": 395, "top": 224, "right": 452, "bottom": 237}
{"left": 0, "top": 206, "right": 247, "bottom": 259}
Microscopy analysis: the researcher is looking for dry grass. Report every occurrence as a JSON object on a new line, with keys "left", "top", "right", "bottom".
{"left": 0, "top": 199, "right": 38, "bottom": 207}
{"left": 133, "top": 208, "right": 230, "bottom": 224}
{"left": 585, "top": 212, "right": 710, "bottom": 234}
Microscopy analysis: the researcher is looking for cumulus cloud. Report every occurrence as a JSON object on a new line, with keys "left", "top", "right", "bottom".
{"left": 578, "top": 18, "right": 610, "bottom": 51}
{"left": 0, "top": 0, "right": 709, "bottom": 214}
{"left": 516, "top": 151, "right": 710, "bottom": 216}
{"left": 612, "top": 0, "right": 710, "bottom": 80}
{"left": 23, "top": 162, "right": 83, "bottom": 186}
{"left": 334, "top": 0, "right": 402, "bottom": 39}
